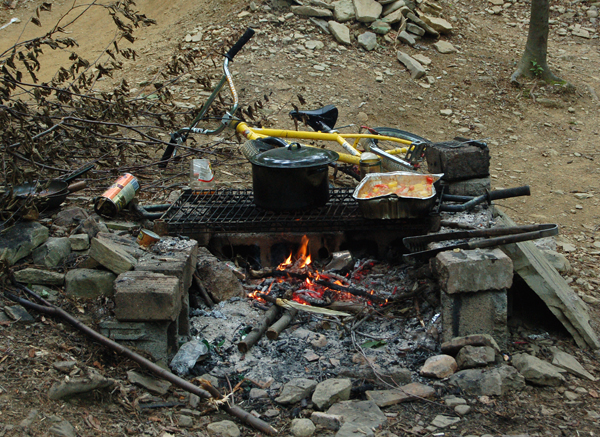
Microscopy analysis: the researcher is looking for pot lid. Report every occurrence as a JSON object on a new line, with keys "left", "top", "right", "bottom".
{"left": 250, "top": 143, "right": 339, "bottom": 168}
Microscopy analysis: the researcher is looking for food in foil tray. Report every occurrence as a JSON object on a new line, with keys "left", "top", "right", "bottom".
{"left": 355, "top": 173, "right": 439, "bottom": 200}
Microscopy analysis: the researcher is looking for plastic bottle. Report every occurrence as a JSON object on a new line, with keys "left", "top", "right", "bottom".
{"left": 169, "top": 339, "right": 209, "bottom": 375}
{"left": 190, "top": 159, "right": 215, "bottom": 192}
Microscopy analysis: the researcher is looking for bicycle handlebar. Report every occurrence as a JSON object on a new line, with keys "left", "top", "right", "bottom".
{"left": 225, "top": 28, "right": 255, "bottom": 60}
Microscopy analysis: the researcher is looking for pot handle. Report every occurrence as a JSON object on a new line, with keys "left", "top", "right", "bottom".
{"left": 287, "top": 142, "right": 302, "bottom": 151}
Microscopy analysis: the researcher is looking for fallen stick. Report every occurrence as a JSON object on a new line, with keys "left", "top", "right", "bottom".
{"left": 5, "top": 283, "right": 277, "bottom": 436}
{"left": 238, "top": 304, "right": 281, "bottom": 353}
{"left": 266, "top": 308, "right": 298, "bottom": 340}
{"left": 193, "top": 273, "right": 215, "bottom": 307}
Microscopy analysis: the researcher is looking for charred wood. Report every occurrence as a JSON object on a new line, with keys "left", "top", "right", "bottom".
{"left": 266, "top": 308, "right": 298, "bottom": 340}
{"left": 238, "top": 304, "right": 281, "bottom": 353}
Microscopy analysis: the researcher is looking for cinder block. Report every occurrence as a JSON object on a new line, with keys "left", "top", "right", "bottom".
{"left": 135, "top": 239, "right": 198, "bottom": 336}
{"left": 441, "top": 288, "right": 508, "bottom": 349}
{"left": 98, "top": 319, "right": 178, "bottom": 364}
{"left": 425, "top": 140, "right": 490, "bottom": 182}
{"left": 444, "top": 177, "right": 491, "bottom": 197}
{"left": 114, "top": 271, "right": 181, "bottom": 322}
{"left": 432, "top": 249, "right": 513, "bottom": 294}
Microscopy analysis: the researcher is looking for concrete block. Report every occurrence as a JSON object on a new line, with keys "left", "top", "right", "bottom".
{"left": 432, "top": 248, "right": 513, "bottom": 294}
{"left": 98, "top": 319, "right": 177, "bottom": 364}
{"left": 114, "top": 271, "right": 181, "bottom": 322}
{"left": 444, "top": 177, "right": 491, "bottom": 197}
{"left": 65, "top": 269, "right": 116, "bottom": 298}
{"left": 441, "top": 288, "right": 508, "bottom": 348}
{"left": 135, "top": 238, "right": 198, "bottom": 336}
{"left": 425, "top": 140, "right": 490, "bottom": 182}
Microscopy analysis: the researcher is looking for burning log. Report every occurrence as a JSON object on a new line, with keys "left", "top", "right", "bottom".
{"left": 266, "top": 308, "right": 298, "bottom": 340}
{"left": 238, "top": 304, "right": 281, "bottom": 354}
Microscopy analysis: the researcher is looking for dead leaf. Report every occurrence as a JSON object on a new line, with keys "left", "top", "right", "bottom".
{"left": 93, "top": 361, "right": 104, "bottom": 370}
{"left": 85, "top": 414, "right": 102, "bottom": 431}
{"left": 589, "top": 389, "right": 598, "bottom": 398}
{"left": 148, "top": 416, "right": 162, "bottom": 422}
{"left": 28, "top": 348, "right": 36, "bottom": 358}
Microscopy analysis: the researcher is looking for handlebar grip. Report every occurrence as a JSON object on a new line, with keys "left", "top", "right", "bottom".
{"left": 225, "top": 28, "right": 255, "bottom": 61}
{"left": 488, "top": 185, "right": 531, "bottom": 201}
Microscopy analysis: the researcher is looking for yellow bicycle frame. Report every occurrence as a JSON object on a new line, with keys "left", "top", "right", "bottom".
{"left": 233, "top": 121, "right": 413, "bottom": 165}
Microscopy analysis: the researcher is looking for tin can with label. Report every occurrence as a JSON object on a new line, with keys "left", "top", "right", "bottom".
{"left": 94, "top": 173, "right": 140, "bottom": 218}
{"left": 359, "top": 152, "right": 383, "bottom": 179}
{"left": 136, "top": 229, "right": 161, "bottom": 247}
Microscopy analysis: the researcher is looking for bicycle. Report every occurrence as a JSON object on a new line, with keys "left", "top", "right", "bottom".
{"left": 158, "top": 28, "right": 430, "bottom": 177}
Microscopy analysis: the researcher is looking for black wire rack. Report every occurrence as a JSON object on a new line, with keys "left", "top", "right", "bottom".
{"left": 161, "top": 188, "right": 439, "bottom": 236}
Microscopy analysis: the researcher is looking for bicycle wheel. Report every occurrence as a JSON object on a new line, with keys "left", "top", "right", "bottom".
{"left": 361, "top": 127, "right": 430, "bottom": 172}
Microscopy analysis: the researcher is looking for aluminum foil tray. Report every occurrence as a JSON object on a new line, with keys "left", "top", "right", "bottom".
{"left": 352, "top": 172, "right": 443, "bottom": 219}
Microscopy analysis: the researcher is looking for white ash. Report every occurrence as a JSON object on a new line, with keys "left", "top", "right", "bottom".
{"left": 189, "top": 287, "right": 442, "bottom": 391}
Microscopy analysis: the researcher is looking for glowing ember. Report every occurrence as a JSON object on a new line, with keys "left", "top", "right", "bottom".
{"left": 248, "top": 235, "right": 387, "bottom": 308}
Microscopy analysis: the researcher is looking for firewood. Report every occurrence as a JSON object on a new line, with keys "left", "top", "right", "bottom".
{"left": 266, "top": 308, "right": 298, "bottom": 340}
{"left": 238, "top": 304, "right": 281, "bottom": 353}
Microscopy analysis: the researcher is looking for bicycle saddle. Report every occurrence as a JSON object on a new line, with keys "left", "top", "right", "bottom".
{"left": 289, "top": 105, "right": 338, "bottom": 132}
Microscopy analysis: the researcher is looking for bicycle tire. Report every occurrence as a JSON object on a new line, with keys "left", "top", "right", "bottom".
{"left": 362, "top": 127, "right": 430, "bottom": 172}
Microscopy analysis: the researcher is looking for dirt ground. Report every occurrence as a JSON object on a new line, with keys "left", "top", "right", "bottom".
{"left": 1, "top": 0, "right": 600, "bottom": 435}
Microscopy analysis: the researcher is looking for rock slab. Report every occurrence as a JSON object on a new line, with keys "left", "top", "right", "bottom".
{"left": 397, "top": 51, "right": 426, "bottom": 79}
{"left": 0, "top": 221, "right": 49, "bottom": 266}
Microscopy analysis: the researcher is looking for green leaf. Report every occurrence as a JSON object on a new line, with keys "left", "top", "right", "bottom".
{"left": 360, "top": 340, "right": 387, "bottom": 349}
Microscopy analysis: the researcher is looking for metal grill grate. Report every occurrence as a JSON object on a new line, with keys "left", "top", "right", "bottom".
{"left": 161, "top": 188, "right": 438, "bottom": 236}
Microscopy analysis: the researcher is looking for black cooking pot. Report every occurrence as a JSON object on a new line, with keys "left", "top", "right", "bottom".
{"left": 249, "top": 141, "right": 339, "bottom": 211}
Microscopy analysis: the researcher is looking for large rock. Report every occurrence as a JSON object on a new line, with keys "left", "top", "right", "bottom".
{"left": 448, "top": 368, "right": 502, "bottom": 396}
{"left": 382, "top": 0, "right": 406, "bottom": 16}
{"left": 434, "top": 40, "right": 457, "bottom": 54}
{"left": 48, "top": 369, "right": 115, "bottom": 400}
{"left": 312, "top": 378, "right": 352, "bottom": 410}
{"left": 397, "top": 51, "right": 426, "bottom": 79}
{"left": 420, "top": 354, "right": 457, "bottom": 378}
{"left": 290, "top": 418, "right": 316, "bottom": 437}
{"left": 65, "top": 269, "right": 116, "bottom": 298}
{"left": 333, "top": 0, "right": 356, "bottom": 21}
{"left": 441, "top": 334, "right": 501, "bottom": 355}
{"left": 366, "top": 382, "right": 435, "bottom": 407}
{"left": 433, "top": 248, "right": 513, "bottom": 294}
{"left": 512, "top": 353, "right": 565, "bottom": 386}
{"left": 206, "top": 420, "right": 240, "bottom": 437}
{"left": 406, "top": 12, "right": 439, "bottom": 36}
{"left": 419, "top": 14, "right": 453, "bottom": 33}
{"left": 328, "top": 21, "right": 352, "bottom": 45}
{"left": 275, "top": 378, "right": 318, "bottom": 404}
{"left": 353, "top": 0, "right": 382, "bottom": 22}
{"left": 456, "top": 345, "right": 496, "bottom": 369}
{"left": 53, "top": 208, "right": 89, "bottom": 228}
{"left": 196, "top": 247, "right": 243, "bottom": 301}
{"left": 13, "top": 268, "right": 65, "bottom": 285}
{"left": 551, "top": 349, "right": 596, "bottom": 381}
{"left": 0, "top": 222, "right": 49, "bottom": 266}
{"left": 32, "top": 237, "right": 71, "bottom": 268}
{"left": 291, "top": 5, "right": 334, "bottom": 17}
{"left": 327, "top": 400, "right": 386, "bottom": 436}
{"left": 358, "top": 31, "right": 378, "bottom": 51}
{"left": 90, "top": 237, "right": 137, "bottom": 274}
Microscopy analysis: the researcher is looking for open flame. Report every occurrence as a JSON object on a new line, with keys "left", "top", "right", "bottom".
{"left": 249, "top": 235, "right": 386, "bottom": 309}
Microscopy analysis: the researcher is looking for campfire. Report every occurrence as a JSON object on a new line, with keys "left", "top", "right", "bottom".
{"left": 248, "top": 235, "right": 388, "bottom": 313}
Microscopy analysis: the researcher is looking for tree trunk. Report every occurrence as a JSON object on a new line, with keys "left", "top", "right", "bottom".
{"left": 511, "top": 0, "right": 562, "bottom": 84}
